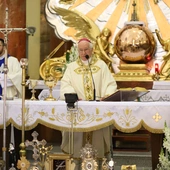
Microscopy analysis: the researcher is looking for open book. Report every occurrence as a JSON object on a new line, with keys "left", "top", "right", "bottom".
{"left": 103, "top": 87, "right": 149, "bottom": 102}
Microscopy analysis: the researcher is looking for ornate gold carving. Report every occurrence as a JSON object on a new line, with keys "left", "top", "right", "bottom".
{"left": 121, "top": 165, "right": 137, "bottom": 170}
{"left": 39, "top": 41, "right": 66, "bottom": 82}
{"left": 155, "top": 29, "right": 170, "bottom": 80}
{"left": 80, "top": 143, "right": 98, "bottom": 170}
{"left": 114, "top": 64, "right": 153, "bottom": 81}
{"left": 52, "top": 6, "right": 100, "bottom": 43}
{"left": 37, "top": 144, "right": 53, "bottom": 170}
{"left": 101, "top": 158, "right": 109, "bottom": 170}
{"left": 93, "top": 27, "right": 115, "bottom": 73}
{"left": 46, "top": 154, "right": 71, "bottom": 170}
{"left": 40, "top": 55, "right": 66, "bottom": 101}
{"left": 17, "top": 156, "right": 30, "bottom": 170}
{"left": 81, "top": 159, "right": 98, "bottom": 170}
{"left": 40, "top": 57, "right": 66, "bottom": 81}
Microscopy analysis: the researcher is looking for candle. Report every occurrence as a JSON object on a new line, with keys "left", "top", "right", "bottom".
{"left": 155, "top": 63, "right": 159, "bottom": 73}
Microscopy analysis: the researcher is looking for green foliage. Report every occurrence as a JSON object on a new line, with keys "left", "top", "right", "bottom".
{"left": 156, "top": 122, "right": 170, "bottom": 170}
{"left": 66, "top": 45, "right": 79, "bottom": 64}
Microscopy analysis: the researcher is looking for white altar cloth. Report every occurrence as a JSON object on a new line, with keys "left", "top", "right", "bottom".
{"left": 38, "top": 89, "right": 60, "bottom": 100}
{"left": 0, "top": 100, "right": 170, "bottom": 134}
{"left": 38, "top": 89, "right": 170, "bottom": 102}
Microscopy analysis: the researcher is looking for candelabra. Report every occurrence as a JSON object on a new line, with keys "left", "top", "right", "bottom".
{"left": 19, "top": 58, "right": 28, "bottom": 157}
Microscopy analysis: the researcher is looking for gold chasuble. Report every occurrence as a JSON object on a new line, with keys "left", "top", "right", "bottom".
{"left": 75, "top": 57, "right": 100, "bottom": 100}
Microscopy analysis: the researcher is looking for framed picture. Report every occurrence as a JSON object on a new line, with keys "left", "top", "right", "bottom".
{"left": 46, "top": 153, "right": 71, "bottom": 170}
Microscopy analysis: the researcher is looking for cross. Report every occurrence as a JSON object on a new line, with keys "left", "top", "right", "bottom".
{"left": 25, "top": 131, "right": 47, "bottom": 161}
{"left": 0, "top": 7, "right": 27, "bottom": 62}
{"left": 0, "top": 5, "right": 30, "bottom": 170}
{"left": 25, "top": 131, "right": 53, "bottom": 170}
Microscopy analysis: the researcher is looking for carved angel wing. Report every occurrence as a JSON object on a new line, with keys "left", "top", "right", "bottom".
{"left": 51, "top": 6, "right": 100, "bottom": 43}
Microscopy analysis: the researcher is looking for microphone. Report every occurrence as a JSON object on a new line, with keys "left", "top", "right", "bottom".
{"left": 85, "top": 55, "right": 89, "bottom": 60}
{"left": 85, "top": 55, "right": 96, "bottom": 101}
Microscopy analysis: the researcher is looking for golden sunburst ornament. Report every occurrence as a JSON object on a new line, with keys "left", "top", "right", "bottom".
{"left": 80, "top": 143, "right": 98, "bottom": 170}
{"left": 17, "top": 156, "right": 30, "bottom": 170}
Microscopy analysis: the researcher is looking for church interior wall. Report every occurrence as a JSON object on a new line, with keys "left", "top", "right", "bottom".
{"left": 26, "top": 0, "right": 40, "bottom": 79}
{"left": 0, "top": 0, "right": 26, "bottom": 61}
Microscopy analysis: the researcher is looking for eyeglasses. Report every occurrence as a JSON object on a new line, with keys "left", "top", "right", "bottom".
{"left": 78, "top": 48, "right": 90, "bottom": 53}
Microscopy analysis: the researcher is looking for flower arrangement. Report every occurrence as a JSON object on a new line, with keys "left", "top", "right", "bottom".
{"left": 156, "top": 122, "right": 170, "bottom": 170}
{"left": 60, "top": 44, "right": 78, "bottom": 74}
{"left": 66, "top": 44, "right": 79, "bottom": 64}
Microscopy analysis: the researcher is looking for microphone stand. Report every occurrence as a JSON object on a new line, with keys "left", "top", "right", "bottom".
{"left": 85, "top": 55, "right": 96, "bottom": 101}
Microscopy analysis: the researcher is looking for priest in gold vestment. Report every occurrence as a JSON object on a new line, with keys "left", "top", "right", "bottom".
{"left": 60, "top": 38, "right": 117, "bottom": 169}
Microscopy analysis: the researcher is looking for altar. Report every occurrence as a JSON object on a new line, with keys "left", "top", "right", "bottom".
{"left": 0, "top": 96, "right": 169, "bottom": 169}
{"left": 0, "top": 99, "right": 169, "bottom": 169}
{"left": 0, "top": 100, "right": 170, "bottom": 133}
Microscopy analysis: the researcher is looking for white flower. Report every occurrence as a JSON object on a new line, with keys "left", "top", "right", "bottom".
{"left": 156, "top": 123, "right": 170, "bottom": 170}
{"left": 67, "top": 45, "right": 78, "bottom": 63}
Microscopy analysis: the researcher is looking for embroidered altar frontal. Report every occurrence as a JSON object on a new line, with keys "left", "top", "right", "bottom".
{"left": 0, "top": 100, "right": 170, "bottom": 134}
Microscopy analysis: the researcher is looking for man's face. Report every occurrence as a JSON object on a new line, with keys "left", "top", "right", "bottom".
{"left": 78, "top": 41, "right": 93, "bottom": 61}
{"left": 0, "top": 42, "right": 5, "bottom": 56}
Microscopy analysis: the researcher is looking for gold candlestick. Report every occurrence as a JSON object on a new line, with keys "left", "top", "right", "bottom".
{"left": 19, "top": 58, "right": 28, "bottom": 157}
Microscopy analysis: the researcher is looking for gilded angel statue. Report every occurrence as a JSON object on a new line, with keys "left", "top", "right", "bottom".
{"left": 93, "top": 28, "right": 115, "bottom": 73}
{"left": 47, "top": 4, "right": 101, "bottom": 43}
{"left": 46, "top": 2, "right": 116, "bottom": 72}
{"left": 155, "top": 29, "right": 170, "bottom": 80}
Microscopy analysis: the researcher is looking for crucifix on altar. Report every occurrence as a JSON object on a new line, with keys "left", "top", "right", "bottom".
{"left": 0, "top": 3, "right": 35, "bottom": 170}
